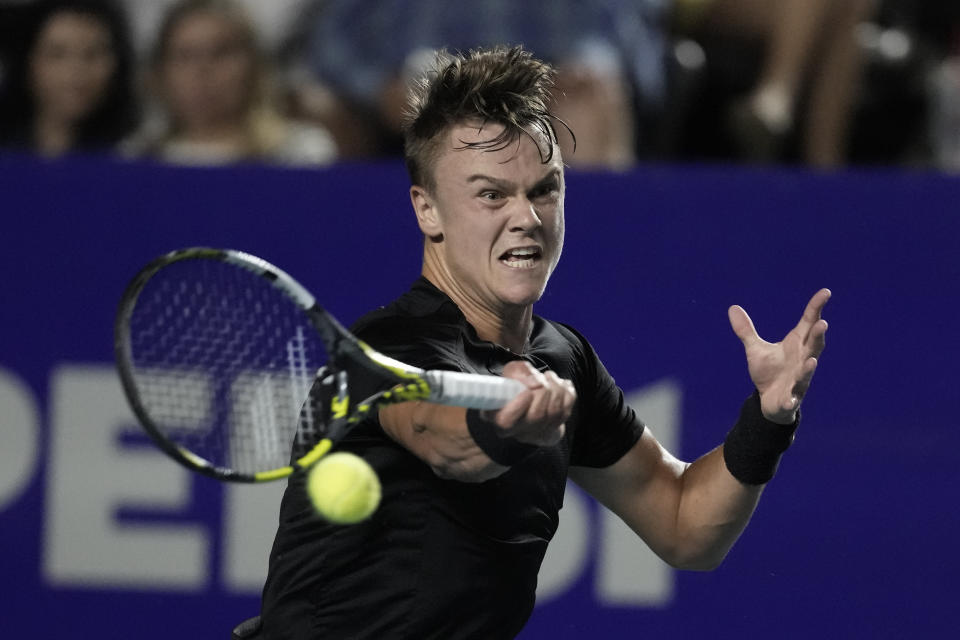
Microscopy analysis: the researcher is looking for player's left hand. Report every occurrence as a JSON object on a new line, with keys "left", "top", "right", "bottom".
{"left": 728, "top": 289, "right": 831, "bottom": 424}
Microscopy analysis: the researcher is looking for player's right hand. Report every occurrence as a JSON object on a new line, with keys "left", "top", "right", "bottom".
{"left": 485, "top": 360, "right": 576, "bottom": 447}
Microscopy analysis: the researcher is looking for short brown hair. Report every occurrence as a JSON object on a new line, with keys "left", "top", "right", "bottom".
{"left": 402, "top": 45, "right": 571, "bottom": 190}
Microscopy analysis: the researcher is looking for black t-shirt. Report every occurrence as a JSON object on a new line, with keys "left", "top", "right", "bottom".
{"left": 259, "top": 278, "right": 645, "bottom": 639}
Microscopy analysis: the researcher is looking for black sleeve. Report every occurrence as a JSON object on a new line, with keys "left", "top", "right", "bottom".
{"left": 560, "top": 324, "right": 645, "bottom": 468}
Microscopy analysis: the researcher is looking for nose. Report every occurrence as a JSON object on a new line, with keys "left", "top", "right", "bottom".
{"left": 509, "top": 200, "right": 543, "bottom": 233}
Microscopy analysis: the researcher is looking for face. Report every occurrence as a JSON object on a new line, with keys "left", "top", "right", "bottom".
{"left": 29, "top": 12, "right": 116, "bottom": 124}
{"left": 414, "top": 122, "right": 565, "bottom": 312}
{"left": 159, "top": 11, "right": 254, "bottom": 131}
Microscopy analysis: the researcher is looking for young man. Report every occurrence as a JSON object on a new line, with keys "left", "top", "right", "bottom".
{"left": 259, "top": 46, "right": 830, "bottom": 639}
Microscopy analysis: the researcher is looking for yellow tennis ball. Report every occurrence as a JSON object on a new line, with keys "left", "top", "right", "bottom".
{"left": 306, "top": 452, "right": 381, "bottom": 524}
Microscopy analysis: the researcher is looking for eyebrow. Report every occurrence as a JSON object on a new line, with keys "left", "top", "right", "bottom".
{"left": 466, "top": 173, "right": 507, "bottom": 186}
{"left": 466, "top": 169, "right": 561, "bottom": 191}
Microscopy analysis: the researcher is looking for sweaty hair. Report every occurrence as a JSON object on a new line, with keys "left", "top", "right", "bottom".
{"left": 402, "top": 45, "right": 572, "bottom": 190}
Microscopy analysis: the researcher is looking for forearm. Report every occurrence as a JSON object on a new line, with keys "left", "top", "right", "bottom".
{"left": 379, "top": 402, "right": 510, "bottom": 482}
{"left": 673, "top": 390, "right": 797, "bottom": 569}
{"left": 672, "top": 446, "right": 765, "bottom": 570}
{"left": 378, "top": 363, "right": 571, "bottom": 482}
{"left": 575, "top": 395, "right": 794, "bottom": 571}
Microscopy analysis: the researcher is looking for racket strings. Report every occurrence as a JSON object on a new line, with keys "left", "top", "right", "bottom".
{"left": 287, "top": 326, "right": 318, "bottom": 449}
{"left": 127, "top": 258, "right": 329, "bottom": 475}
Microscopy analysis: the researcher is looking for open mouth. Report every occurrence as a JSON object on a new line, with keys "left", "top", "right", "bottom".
{"left": 499, "top": 247, "right": 542, "bottom": 269}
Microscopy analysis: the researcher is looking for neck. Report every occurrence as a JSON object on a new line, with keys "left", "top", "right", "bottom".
{"left": 422, "top": 253, "right": 533, "bottom": 354}
{"left": 34, "top": 113, "right": 75, "bottom": 156}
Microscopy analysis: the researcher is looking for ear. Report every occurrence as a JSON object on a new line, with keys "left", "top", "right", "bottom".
{"left": 410, "top": 185, "right": 443, "bottom": 240}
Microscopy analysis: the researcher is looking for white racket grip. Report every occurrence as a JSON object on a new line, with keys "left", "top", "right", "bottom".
{"left": 423, "top": 370, "right": 526, "bottom": 410}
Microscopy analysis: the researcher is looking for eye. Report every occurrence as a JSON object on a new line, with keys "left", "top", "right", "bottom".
{"left": 480, "top": 190, "right": 504, "bottom": 201}
{"left": 530, "top": 182, "right": 560, "bottom": 201}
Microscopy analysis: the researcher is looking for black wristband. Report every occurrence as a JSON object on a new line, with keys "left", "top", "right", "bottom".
{"left": 722, "top": 390, "right": 799, "bottom": 485}
{"left": 465, "top": 408, "right": 539, "bottom": 467}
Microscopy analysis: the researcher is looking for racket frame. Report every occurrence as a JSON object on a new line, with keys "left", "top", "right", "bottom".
{"left": 114, "top": 248, "right": 477, "bottom": 483}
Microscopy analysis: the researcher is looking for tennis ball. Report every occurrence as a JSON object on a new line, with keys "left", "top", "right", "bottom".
{"left": 306, "top": 452, "right": 381, "bottom": 524}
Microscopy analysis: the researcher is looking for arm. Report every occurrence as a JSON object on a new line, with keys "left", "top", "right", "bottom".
{"left": 571, "top": 289, "right": 830, "bottom": 570}
{"left": 572, "top": 430, "right": 762, "bottom": 570}
{"left": 379, "top": 360, "right": 577, "bottom": 482}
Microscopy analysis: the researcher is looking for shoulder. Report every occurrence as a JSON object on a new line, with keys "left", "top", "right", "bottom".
{"left": 541, "top": 318, "right": 592, "bottom": 349}
{"left": 530, "top": 317, "right": 622, "bottom": 401}
{"left": 352, "top": 279, "right": 461, "bottom": 337}
{"left": 351, "top": 304, "right": 431, "bottom": 345}
{"left": 350, "top": 279, "right": 466, "bottom": 370}
{"left": 524, "top": 317, "right": 594, "bottom": 389}
{"left": 531, "top": 317, "right": 597, "bottom": 366}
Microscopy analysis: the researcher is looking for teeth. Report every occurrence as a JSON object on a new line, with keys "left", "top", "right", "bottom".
{"left": 501, "top": 248, "right": 538, "bottom": 268}
{"left": 500, "top": 247, "right": 540, "bottom": 268}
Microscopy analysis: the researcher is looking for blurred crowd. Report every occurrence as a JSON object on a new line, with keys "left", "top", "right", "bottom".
{"left": 0, "top": 0, "right": 958, "bottom": 172}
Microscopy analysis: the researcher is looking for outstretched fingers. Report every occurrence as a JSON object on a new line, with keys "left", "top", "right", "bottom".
{"left": 807, "top": 318, "right": 828, "bottom": 358}
{"left": 794, "top": 288, "right": 831, "bottom": 342}
{"left": 728, "top": 304, "right": 760, "bottom": 348}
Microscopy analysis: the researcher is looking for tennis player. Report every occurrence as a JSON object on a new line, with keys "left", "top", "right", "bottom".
{"left": 258, "top": 46, "right": 829, "bottom": 639}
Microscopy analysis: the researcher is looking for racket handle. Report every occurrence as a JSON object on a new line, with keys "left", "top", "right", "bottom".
{"left": 423, "top": 371, "right": 527, "bottom": 410}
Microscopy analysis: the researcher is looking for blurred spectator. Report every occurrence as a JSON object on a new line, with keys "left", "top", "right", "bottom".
{"left": 920, "top": 3, "right": 960, "bottom": 172}
{"left": 287, "top": 0, "right": 668, "bottom": 169}
{"left": 929, "top": 53, "right": 960, "bottom": 173}
{"left": 124, "top": 0, "right": 336, "bottom": 167}
{"left": 0, "top": 0, "right": 138, "bottom": 157}
{"left": 120, "top": 0, "right": 310, "bottom": 58}
{"left": 674, "top": 0, "right": 876, "bottom": 167}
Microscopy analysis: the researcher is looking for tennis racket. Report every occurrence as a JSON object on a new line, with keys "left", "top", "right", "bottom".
{"left": 114, "top": 247, "right": 524, "bottom": 483}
